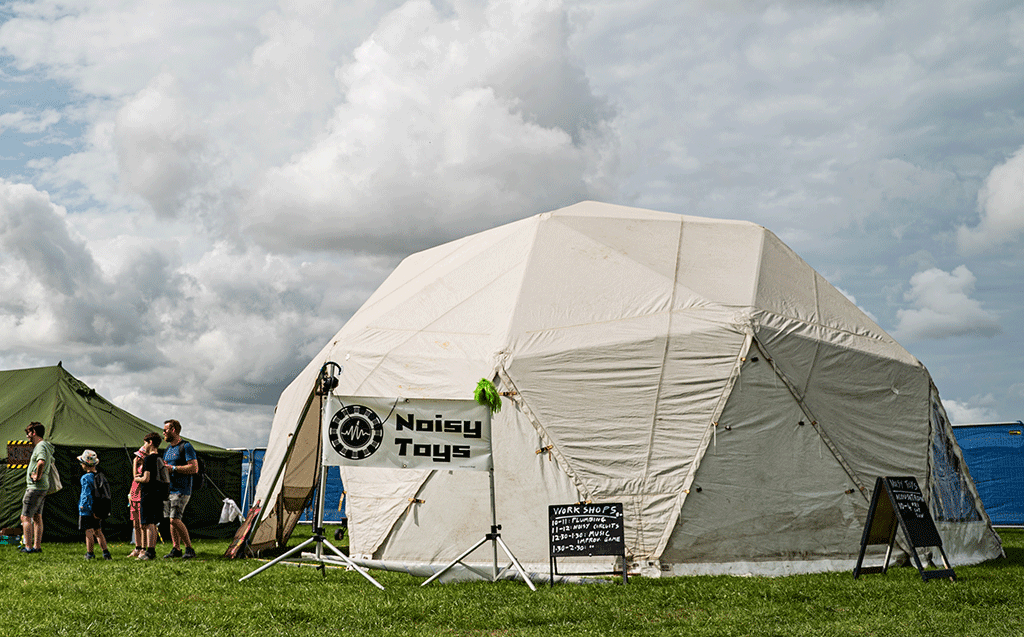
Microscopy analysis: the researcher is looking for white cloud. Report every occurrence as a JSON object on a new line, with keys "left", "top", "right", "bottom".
{"left": 892, "top": 265, "right": 1000, "bottom": 341}
{"left": 114, "top": 73, "right": 207, "bottom": 218}
{"left": 942, "top": 396, "right": 999, "bottom": 425}
{"left": 958, "top": 145, "right": 1024, "bottom": 253}
{"left": 0, "top": 108, "right": 61, "bottom": 134}
{"left": 243, "top": 0, "right": 614, "bottom": 254}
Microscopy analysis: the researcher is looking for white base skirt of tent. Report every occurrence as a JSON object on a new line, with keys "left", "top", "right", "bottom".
{"left": 331, "top": 557, "right": 614, "bottom": 585}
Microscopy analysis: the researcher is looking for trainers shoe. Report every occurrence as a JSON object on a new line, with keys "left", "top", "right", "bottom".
{"left": 182, "top": 547, "right": 196, "bottom": 560}
{"left": 85, "top": 552, "right": 95, "bottom": 560}
{"left": 29, "top": 547, "right": 42, "bottom": 554}
{"left": 163, "top": 547, "right": 183, "bottom": 559}
{"left": 19, "top": 547, "right": 32, "bottom": 553}
{"left": 137, "top": 553, "right": 153, "bottom": 561}
{"left": 102, "top": 551, "right": 112, "bottom": 560}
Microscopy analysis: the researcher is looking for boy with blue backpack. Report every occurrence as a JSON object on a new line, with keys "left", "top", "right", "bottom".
{"left": 77, "top": 449, "right": 112, "bottom": 560}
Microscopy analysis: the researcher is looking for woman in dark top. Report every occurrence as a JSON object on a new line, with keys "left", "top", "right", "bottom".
{"left": 133, "top": 432, "right": 164, "bottom": 561}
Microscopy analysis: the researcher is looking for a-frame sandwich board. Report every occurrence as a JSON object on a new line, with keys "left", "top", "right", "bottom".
{"left": 854, "top": 476, "right": 955, "bottom": 582}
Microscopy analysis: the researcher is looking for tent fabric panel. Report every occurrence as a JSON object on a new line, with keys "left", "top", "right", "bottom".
{"left": 507, "top": 216, "right": 677, "bottom": 335}
{"left": 340, "top": 218, "right": 532, "bottom": 337}
{"left": 342, "top": 466, "right": 433, "bottom": 559}
{"left": 549, "top": 210, "right": 684, "bottom": 288}
{"left": 753, "top": 320, "right": 931, "bottom": 487}
{"left": 662, "top": 353, "right": 870, "bottom": 566}
{"left": 0, "top": 367, "right": 59, "bottom": 448}
{"left": 754, "top": 230, "right": 896, "bottom": 343}
{"left": 504, "top": 332, "right": 670, "bottom": 495}
{"left": 249, "top": 347, "right": 324, "bottom": 549}
{"left": 642, "top": 314, "right": 749, "bottom": 493}
{"left": 674, "top": 217, "right": 763, "bottom": 308}
{"left": 926, "top": 389, "right": 1002, "bottom": 563}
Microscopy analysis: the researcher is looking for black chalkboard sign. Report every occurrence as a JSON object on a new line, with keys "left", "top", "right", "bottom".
{"left": 548, "top": 503, "right": 627, "bottom": 585}
{"left": 854, "top": 476, "right": 955, "bottom": 582}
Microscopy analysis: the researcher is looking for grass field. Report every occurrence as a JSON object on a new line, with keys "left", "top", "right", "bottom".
{"left": 2, "top": 528, "right": 1022, "bottom": 636}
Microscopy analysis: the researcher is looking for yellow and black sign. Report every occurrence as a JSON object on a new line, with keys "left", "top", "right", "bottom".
{"left": 5, "top": 440, "right": 35, "bottom": 469}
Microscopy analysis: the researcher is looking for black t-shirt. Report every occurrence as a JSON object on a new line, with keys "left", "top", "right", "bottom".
{"left": 141, "top": 454, "right": 162, "bottom": 496}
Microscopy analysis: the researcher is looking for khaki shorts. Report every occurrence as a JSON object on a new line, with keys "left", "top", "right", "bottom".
{"left": 22, "top": 489, "right": 46, "bottom": 518}
{"left": 164, "top": 493, "right": 190, "bottom": 519}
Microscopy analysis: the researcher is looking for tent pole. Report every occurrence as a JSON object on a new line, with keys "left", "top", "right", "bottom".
{"left": 489, "top": 468, "right": 498, "bottom": 580}
{"left": 240, "top": 363, "right": 384, "bottom": 590}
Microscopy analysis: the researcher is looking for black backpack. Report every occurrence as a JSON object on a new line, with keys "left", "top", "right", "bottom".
{"left": 152, "top": 458, "right": 171, "bottom": 499}
{"left": 92, "top": 472, "right": 112, "bottom": 519}
{"left": 193, "top": 452, "right": 206, "bottom": 491}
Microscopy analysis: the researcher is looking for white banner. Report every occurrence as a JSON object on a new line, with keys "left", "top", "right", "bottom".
{"left": 321, "top": 395, "right": 493, "bottom": 471}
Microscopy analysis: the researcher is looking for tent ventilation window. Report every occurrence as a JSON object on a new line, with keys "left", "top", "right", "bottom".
{"left": 929, "top": 400, "right": 982, "bottom": 523}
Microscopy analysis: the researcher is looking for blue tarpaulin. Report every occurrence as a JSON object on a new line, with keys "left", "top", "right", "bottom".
{"left": 952, "top": 422, "right": 1024, "bottom": 526}
{"left": 238, "top": 448, "right": 345, "bottom": 522}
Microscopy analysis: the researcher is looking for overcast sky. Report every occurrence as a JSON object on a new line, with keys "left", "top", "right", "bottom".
{"left": 1, "top": 0, "right": 1022, "bottom": 449}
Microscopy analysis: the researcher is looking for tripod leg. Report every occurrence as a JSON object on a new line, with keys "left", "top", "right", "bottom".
{"left": 239, "top": 536, "right": 318, "bottom": 582}
{"left": 318, "top": 540, "right": 386, "bottom": 591}
{"left": 421, "top": 536, "right": 490, "bottom": 586}
{"left": 495, "top": 536, "right": 536, "bottom": 591}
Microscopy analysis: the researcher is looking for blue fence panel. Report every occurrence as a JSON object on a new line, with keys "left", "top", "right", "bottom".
{"left": 953, "top": 422, "right": 1024, "bottom": 526}
{"left": 236, "top": 448, "right": 345, "bottom": 523}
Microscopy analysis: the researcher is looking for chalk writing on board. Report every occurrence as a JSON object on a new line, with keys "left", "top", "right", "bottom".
{"left": 548, "top": 503, "right": 624, "bottom": 557}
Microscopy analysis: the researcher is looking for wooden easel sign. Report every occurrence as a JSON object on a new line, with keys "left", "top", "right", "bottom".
{"left": 853, "top": 476, "right": 955, "bottom": 582}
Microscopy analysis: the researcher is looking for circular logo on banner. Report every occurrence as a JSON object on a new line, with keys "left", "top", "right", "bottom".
{"left": 328, "top": 404, "right": 384, "bottom": 460}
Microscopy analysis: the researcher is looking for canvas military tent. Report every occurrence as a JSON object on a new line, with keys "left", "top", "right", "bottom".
{"left": 1, "top": 364, "right": 242, "bottom": 540}
{"left": 247, "top": 201, "right": 1001, "bottom": 576}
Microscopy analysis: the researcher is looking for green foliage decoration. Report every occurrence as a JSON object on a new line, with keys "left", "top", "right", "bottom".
{"left": 474, "top": 378, "right": 502, "bottom": 414}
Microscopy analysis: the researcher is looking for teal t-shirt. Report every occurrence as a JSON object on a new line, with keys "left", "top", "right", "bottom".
{"left": 26, "top": 441, "right": 53, "bottom": 492}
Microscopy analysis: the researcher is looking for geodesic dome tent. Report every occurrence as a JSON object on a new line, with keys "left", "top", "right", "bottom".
{"left": 247, "top": 201, "right": 1001, "bottom": 576}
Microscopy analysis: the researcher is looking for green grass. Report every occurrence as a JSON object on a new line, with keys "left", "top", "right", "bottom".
{"left": 2, "top": 529, "right": 1024, "bottom": 636}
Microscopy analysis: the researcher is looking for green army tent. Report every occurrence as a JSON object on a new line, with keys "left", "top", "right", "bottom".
{"left": 1, "top": 364, "right": 242, "bottom": 541}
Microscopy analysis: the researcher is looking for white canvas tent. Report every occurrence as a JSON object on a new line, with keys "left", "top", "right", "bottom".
{"left": 248, "top": 201, "right": 1002, "bottom": 577}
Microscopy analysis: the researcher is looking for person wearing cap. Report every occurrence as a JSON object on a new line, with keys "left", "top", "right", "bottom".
{"left": 77, "top": 449, "right": 111, "bottom": 560}
{"left": 20, "top": 422, "right": 53, "bottom": 554}
{"left": 127, "top": 446, "right": 146, "bottom": 558}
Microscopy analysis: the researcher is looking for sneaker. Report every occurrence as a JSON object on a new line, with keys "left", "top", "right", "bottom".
{"left": 182, "top": 546, "right": 196, "bottom": 560}
{"left": 85, "top": 552, "right": 95, "bottom": 560}
{"left": 127, "top": 549, "right": 139, "bottom": 558}
{"left": 163, "top": 547, "right": 183, "bottom": 559}
{"left": 29, "top": 547, "right": 42, "bottom": 554}
{"left": 102, "top": 551, "right": 112, "bottom": 560}
{"left": 19, "top": 547, "right": 32, "bottom": 553}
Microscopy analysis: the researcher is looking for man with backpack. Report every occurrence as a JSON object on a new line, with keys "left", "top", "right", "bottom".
{"left": 77, "top": 449, "right": 112, "bottom": 560}
{"left": 162, "top": 419, "right": 198, "bottom": 559}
